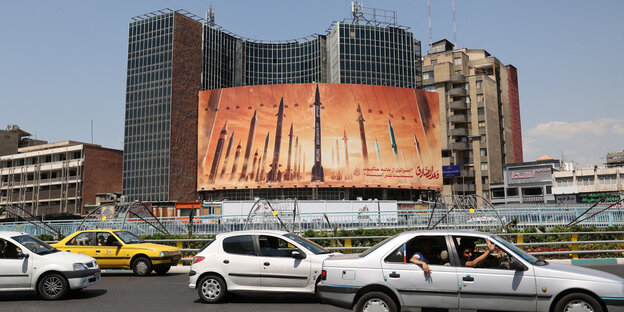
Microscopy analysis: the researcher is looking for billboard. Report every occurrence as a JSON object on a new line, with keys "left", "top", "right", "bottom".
{"left": 198, "top": 83, "right": 441, "bottom": 190}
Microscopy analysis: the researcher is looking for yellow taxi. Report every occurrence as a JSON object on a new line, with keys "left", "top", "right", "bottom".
{"left": 52, "top": 229, "right": 181, "bottom": 276}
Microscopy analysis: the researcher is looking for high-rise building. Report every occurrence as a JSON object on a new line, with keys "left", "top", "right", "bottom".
{"left": 123, "top": 8, "right": 423, "bottom": 202}
{"left": 422, "top": 39, "right": 522, "bottom": 198}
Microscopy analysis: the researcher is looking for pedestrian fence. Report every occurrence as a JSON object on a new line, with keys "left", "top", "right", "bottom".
{"left": 2, "top": 205, "right": 624, "bottom": 237}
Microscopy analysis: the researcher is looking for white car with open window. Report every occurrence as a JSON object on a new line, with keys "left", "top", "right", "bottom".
{"left": 0, "top": 231, "right": 100, "bottom": 300}
{"left": 189, "top": 230, "right": 339, "bottom": 303}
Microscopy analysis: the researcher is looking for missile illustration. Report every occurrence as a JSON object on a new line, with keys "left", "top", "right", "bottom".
{"left": 284, "top": 123, "right": 294, "bottom": 181}
{"left": 375, "top": 138, "right": 381, "bottom": 167}
{"left": 388, "top": 120, "right": 398, "bottom": 156}
{"left": 335, "top": 139, "right": 341, "bottom": 180}
{"left": 208, "top": 122, "right": 228, "bottom": 184}
{"left": 267, "top": 98, "right": 285, "bottom": 182}
{"left": 356, "top": 103, "right": 369, "bottom": 165}
{"left": 230, "top": 140, "right": 242, "bottom": 180}
{"left": 414, "top": 134, "right": 422, "bottom": 164}
{"left": 259, "top": 132, "right": 270, "bottom": 181}
{"left": 219, "top": 130, "right": 235, "bottom": 180}
{"left": 255, "top": 156, "right": 262, "bottom": 182}
{"left": 239, "top": 110, "right": 258, "bottom": 181}
{"left": 310, "top": 85, "right": 324, "bottom": 182}
{"left": 250, "top": 149, "right": 259, "bottom": 180}
{"left": 294, "top": 136, "right": 300, "bottom": 180}
{"left": 342, "top": 128, "right": 350, "bottom": 180}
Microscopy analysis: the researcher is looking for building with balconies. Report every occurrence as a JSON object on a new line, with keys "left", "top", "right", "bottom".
{"left": 0, "top": 141, "right": 122, "bottom": 216}
{"left": 423, "top": 39, "right": 522, "bottom": 198}
{"left": 552, "top": 166, "right": 623, "bottom": 204}
{"left": 606, "top": 149, "right": 624, "bottom": 168}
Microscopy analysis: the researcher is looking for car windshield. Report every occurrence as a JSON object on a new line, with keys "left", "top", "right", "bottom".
{"left": 283, "top": 234, "right": 330, "bottom": 255}
{"left": 115, "top": 231, "right": 144, "bottom": 244}
{"left": 490, "top": 235, "right": 544, "bottom": 265}
{"left": 359, "top": 234, "right": 398, "bottom": 257}
{"left": 12, "top": 234, "right": 59, "bottom": 255}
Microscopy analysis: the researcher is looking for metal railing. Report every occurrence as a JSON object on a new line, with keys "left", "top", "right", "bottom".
{"left": 3, "top": 205, "right": 624, "bottom": 237}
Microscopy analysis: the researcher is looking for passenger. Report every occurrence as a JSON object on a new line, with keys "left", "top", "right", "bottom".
{"left": 409, "top": 239, "right": 433, "bottom": 274}
{"left": 459, "top": 238, "right": 496, "bottom": 267}
{"left": 97, "top": 236, "right": 105, "bottom": 246}
{"left": 106, "top": 235, "right": 117, "bottom": 246}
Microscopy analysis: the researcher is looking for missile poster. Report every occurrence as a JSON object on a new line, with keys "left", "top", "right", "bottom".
{"left": 198, "top": 83, "right": 441, "bottom": 190}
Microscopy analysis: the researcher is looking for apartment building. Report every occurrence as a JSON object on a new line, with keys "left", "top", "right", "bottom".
{"left": 422, "top": 39, "right": 522, "bottom": 198}
{"left": 606, "top": 150, "right": 624, "bottom": 168}
{"left": 0, "top": 141, "right": 122, "bottom": 216}
{"left": 553, "top": 167, "right": 623, "bottom": 204}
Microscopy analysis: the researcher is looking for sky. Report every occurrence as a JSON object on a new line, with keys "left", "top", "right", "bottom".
{"left": 1, "top": 0, "right": 623, "bottom": 168}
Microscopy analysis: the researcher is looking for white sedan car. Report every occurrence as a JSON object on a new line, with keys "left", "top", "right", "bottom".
{"left": 0, "top": 231, "right": 100, "bottom": 300}
{"left": 189, "top": 230, "right": 339, "bottom": 303}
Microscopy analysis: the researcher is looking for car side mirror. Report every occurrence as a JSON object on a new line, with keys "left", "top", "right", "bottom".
{"left": 17, "top": 252, "right": 29, "bottom": 259}
{"left": 510, "top": 258, "right": 527, "bottom": 271}
{"left": 291, "top": 250, "right": 306, "bottom": 259}
{"left": 111, "top": 241, "right": 122, "bottom": 247}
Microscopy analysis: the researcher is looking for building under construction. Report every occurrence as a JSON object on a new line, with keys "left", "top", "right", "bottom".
{"left": 0, "top": 141, "right": 122, "bottom": 216}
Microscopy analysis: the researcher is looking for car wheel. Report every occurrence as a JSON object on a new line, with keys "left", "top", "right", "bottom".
{"left": 354, "top": 291, "right": 397, "bottom": 312}
{"left": 38, "top": 273, "right": 68, "bottom": 300}
{"left": 154, "top": 264, "right": 171, "bottom": 275}
{"left": 197, "top": 275, "right": 227, "bottom": 303}
{"left": 554, "top": 293, "right": 603, "bottom": 312}
{"left": 132, "top": 256, "right": 153, "bottom": 276}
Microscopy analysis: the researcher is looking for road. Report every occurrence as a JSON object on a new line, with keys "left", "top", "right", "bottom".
{"left": 2, "top": 265, "right": 624, "bottom": 312}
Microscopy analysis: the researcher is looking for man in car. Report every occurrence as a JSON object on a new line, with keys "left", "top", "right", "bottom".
{"left": 409, "top": 238, "right": 433, "bottom": 274}
{"left": 458, "top": 238, "right": 496, "bottom": 267}
{"left": 0, "top": 240, "right": 5, "bottom": 258}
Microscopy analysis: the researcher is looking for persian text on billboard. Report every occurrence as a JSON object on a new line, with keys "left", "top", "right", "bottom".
{"left": 197, "top": 84, "right": 441, "bottom": 190}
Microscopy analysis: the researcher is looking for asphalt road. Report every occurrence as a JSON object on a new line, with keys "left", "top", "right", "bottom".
{"left": 2, "top": 265, "right": 624, "bottom": 312}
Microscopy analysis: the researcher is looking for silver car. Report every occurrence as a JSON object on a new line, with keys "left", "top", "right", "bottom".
{"left": 318, "top": 230, "right": 624, "bottom": 312}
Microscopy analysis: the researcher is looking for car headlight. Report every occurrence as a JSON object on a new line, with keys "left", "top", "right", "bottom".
{"left": 73, "top": 263, "right": 87, "bottom": 271}
{"left": 159, "top": 251, "right": 170, "bottom": 257}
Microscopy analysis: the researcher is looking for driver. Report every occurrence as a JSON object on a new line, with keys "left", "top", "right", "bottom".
{"left": 459, "top": 238, "right": 497, "bottom": 267}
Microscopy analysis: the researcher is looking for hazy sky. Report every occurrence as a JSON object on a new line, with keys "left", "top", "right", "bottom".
{"left": 1, "top": 0, "right": 623, "bottom": 168}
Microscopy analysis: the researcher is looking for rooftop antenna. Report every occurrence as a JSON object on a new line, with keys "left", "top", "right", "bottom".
{"left": 452, "top": 0, "right": 457, "bottom": 46}
{"left": 206, "top": 6, "right": 215, "bottom": 26}
{"left": 351, "top": 1, "right": 363, "bottom": 23}
{"left": 90, "top": 120, "right": 93, "bottom": 144}
{"left": 427, "top": 0, "right": 432, "bottom": 51}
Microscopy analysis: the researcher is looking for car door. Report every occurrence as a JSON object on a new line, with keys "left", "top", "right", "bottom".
{"left": 453, "top": 235, "right": 537, "bottom": 312}
{"left": 258, "top": 235, "right": 311, "bottom": 288}
{"left": 62, "top": 232, "right": 96, "bottom": 257}
{"left": 0, "top": 238, "right": 32, "bottom": 289}
{"left": 381, "top": 234, "right": 459, "bottom": 311}
{"left": 93, "top": 232, "right": 125, "bottom": 267}
{"left": 218, "top": 234, "right": 262, "bottom": 287}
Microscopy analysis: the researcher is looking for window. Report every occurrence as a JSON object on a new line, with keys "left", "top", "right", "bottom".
{"left": 477, "top": 94, "right": 484, "bottom": 103}
{"left": 424, "top": 85, "right": 436, "bottom": 92}
{"left": 476, "top": 80, "right": 483, "bottom": 89}
{"left": 96, "top": 232, "right": 120, "bottom": 246}
{"left": 478, "top": 121, "right": 486, "bottom": 128}
{"left": 0, "top": 239, "right": 23, "bottom": 259}
{"left": 454, "top": 57, "right": 462, "bottom": 65}
{"left": 480, "top": 148, "right": 487, "bottom": 157}
{"left": 452, "top": 236, "right": 517, "bottom": 269}
{"left": 477, "top": 107, "right": 485, "bottom": 116}
{"left": 598, "top": 175, "right": 617, "bottom": 185}
{"left": 259, "top": 235, "right": 299, "bottom": 257}
{"left": 480, "top": 162, "right": 488, "bottom": 171}
{"left": 385, "top": 235, "right": 449, "bottom": 266}
{"left": 507, "top": 188, "right": 518, "bottom": 196}
{"left": 577, "top": 176, "right": 594, "bottom": 186}
{"left": 223, "top": 235, "right": 255, "bottom": 255}
{"left": 430, "top": 59, "right": 437, "bottom": 65}
{"left": 556, "top": 177, "right": 573, "bottom": 187}
{"left": 482, "top": 176, "right": 489, "bottom": 185}
{"left": 423, "top": 71, "right": 434, "bottom": 80}
{"left": 492, "top": 188, "right": 505, "bottom": 198}
{"left": 67, "top": 232, "right": 96, "bottom": 246}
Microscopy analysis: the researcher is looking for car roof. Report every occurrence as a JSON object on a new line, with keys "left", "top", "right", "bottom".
{"left": 397, "top": 230, "right": 496, "bottom": 237}
{"left": 217, "top": 230, "right": 290, "bottom": 237}
{"left": 0, "top": 231, "right": 28, "bottom": 237}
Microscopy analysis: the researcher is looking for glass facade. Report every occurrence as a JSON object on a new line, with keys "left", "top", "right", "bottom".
{"left": 123, "top": 13, "right": 174, "bottom": 201}
{"left": 327, "top": 23, "right": 421, "bottom": 88}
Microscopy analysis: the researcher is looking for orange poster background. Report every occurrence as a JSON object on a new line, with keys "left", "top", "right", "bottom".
{"left": 198, "top": 84, "right": 441, "bottom": 190}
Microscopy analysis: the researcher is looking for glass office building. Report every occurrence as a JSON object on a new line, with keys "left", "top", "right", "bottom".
{"left": 123, "top": 9, "right": 423, "bottom": 202}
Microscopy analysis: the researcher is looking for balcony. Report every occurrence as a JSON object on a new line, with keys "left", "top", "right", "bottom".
{"left": 449, "top": 87, "right": 466, "bottom": 97}
{"left": 450, "top": 128, "right": 468, "bottom": 137}
{"left": 451, "top": 183, "right": 476, "bottom": 193}
{"left": 449, "top": 73, "right": 465, "bottom": 83}
{"left": 449, "top": 100, "right": 467, "bottom": 110}
{"left": 462, "top": 169, "right": 476, "bottom": 177}
{"left": 451, "top": 142, "right": 469, "bottom": 150}
{"left": 449, "top": 114, "right": 468, "bottom": 123}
